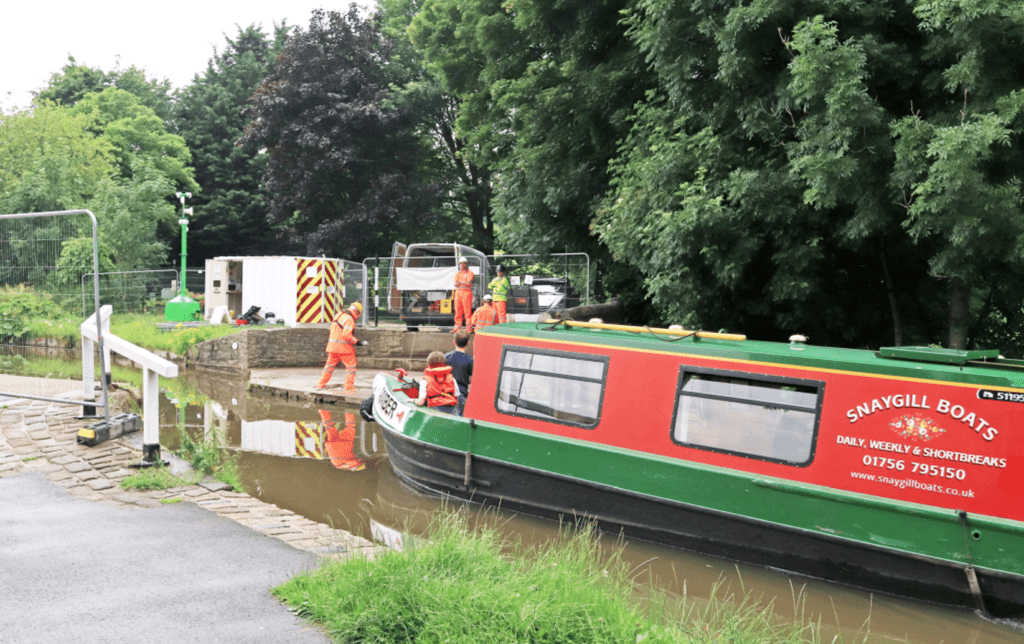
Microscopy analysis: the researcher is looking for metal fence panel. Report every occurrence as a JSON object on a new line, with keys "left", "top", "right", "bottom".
{"left": 80, "top": 269, "right": 179, "bottom": 317}
{"left": 362, "top": 252, "right": 590, "bottom": 328}
{"left": 0, "top": 210, "right": 108, "bottom": 413}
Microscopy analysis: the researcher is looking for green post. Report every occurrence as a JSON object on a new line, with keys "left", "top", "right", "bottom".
{"left": 165, "top": 192, "right": 202, "bottom": 322}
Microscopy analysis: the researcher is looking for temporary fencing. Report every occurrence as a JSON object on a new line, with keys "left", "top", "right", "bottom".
{"left": 0, "top": 209, "right": 109, "bottom": 414}
{"left": 361, "top": 252, "right": 591, "bottom": 328}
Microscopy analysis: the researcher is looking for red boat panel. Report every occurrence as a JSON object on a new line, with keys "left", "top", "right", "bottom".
{"left": 463, "top": 334, "right": 1023, "bottom": 523}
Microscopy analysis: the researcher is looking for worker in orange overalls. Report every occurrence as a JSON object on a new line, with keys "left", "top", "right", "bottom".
{"left": 470, "top": 294, "right": 497, "bottom": 333}
{"left": 320, "top": 409, "right": 365, "bottom": 471}
{"left": 452, "top": 257, "right": 475, "bottom": 333}
{"left": 315, "top": 301, "right": 365, "bottom": 391}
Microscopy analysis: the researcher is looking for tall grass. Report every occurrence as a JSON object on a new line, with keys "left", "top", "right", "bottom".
{"left": 274, "top": 512, "right": 840, "bottom": 644}
{"left": 110, "top": 314, "right": 241, "bottom": 355}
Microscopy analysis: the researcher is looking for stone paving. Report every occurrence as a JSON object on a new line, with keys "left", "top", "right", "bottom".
{"left": 0, "top": 392, "right": 379, "bottom": 559}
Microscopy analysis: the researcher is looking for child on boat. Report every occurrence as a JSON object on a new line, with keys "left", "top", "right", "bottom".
{"left": 415, "top": 351, "right": 460, "bottom": 415}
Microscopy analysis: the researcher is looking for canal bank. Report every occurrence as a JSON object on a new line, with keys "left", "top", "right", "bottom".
{"left": 0, "top": 380, "right": 378, "bottom": 643}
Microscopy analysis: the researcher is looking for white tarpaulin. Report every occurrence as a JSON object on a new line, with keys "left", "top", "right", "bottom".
{"left": 396, "top": 266, "right": 456, "bottom": 290}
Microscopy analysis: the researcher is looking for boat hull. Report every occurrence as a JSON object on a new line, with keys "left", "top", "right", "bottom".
{"left": 380, "top": 421, "right": 1024, "bottom": 617}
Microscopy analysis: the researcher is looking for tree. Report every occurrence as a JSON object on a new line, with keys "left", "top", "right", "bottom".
{"left": 71, "top": 88, "right": 198, "bottom": 194}
{"left": 175, "top": 24, "right": 290, "bottom": 260}
{"left": 381, "top": 0, "right": 494, "bottom": 252}
{"left": 36, "top": 57, "right": 175, "bottom": 121}
{"left": 598, "top": 0, "right": 1024, "bottom": 351}
{"left": 241, "top": 5, "right": 449, "bottom": 261}
{"left": 0, "top": 103, "right": 115, "bottom": 214}
{"left": 408, "top": 0, "right": 654, "bottom": 257}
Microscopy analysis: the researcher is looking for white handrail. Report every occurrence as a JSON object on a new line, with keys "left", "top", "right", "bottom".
{"left": 81, "top": 305, "right": 179, "bottom": 463}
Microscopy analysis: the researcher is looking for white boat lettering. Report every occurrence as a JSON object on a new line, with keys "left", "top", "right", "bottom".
{"left": 935, "top": 399, "right": 999, "bottom": 441}
{"left": 846, "top": 393, "right": 930, "bottom": 423}
{"left": 836, "top": 435, "right": 863, "bottom": 448}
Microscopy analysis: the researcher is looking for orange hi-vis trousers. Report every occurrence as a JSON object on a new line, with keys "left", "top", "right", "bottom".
{"left": 317, "top": 351, "right": 357, "bottom": 390}
{"left": 453, "top": 289, "right": 474, "bottom": 331}
{"left": 493, "top": 300, "right": 507, "bottom": 324}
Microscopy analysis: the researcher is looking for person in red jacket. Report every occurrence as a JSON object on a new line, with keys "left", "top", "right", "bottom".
{"left": 315, "top": 301, "right": 365, "bottom": 391}
{"left": 471, "top": 294, "right": 497, "bottom": 333}
{"left": 452, "top": 257, "right": 475, "bottom": 333}
{"left": 414, "top": 351, "right": 459, "bottom": 414}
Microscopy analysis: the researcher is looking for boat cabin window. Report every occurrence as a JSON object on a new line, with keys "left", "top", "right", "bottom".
{"left": 495, "top": 346, "right": 608, "bottom": 428}
{"left": 671, "top": 368, "right": 822, "bottom": 465}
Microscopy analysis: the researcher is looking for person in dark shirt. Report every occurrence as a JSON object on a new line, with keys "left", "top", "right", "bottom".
{"left": 445, "top": 330, "right": 473, "bottom": 416}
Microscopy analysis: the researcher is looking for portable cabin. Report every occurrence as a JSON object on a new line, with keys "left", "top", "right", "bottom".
{"left": 204, "top": 256, "right": 360, "bottom": 326}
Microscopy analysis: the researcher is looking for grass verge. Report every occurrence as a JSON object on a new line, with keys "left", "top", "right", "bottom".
{"left": 274, "top": 511, "right": 836, "bottom": 644}
{"left": 119, "top": 464, "right": 198, "bottom": 491}
{"left": 110, "top": 314, "right": 242, "bottom": 355}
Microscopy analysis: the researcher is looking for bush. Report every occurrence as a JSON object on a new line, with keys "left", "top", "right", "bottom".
{"left": 0, "top": 285, "right": 70, "bottom": 340}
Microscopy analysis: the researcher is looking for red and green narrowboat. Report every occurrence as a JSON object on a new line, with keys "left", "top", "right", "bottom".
{"left": 368, "top": 320, "right": 1024, "bottom": 616}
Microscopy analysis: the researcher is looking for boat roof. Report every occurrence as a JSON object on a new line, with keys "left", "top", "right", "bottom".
{"left": 484, "top": 322, "right": 1024, "bottom": 389}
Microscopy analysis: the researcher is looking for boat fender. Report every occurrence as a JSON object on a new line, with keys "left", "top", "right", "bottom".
{"left": 359, "top": 396, "right": 375, "bottom": 422}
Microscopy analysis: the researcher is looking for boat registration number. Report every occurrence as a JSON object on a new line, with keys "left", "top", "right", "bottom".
{"left": 376, "top": 386, "right": 402, "bottom": 425}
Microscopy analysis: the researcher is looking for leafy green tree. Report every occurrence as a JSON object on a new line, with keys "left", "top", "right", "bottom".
{"left": 88, "top": 160, "right": 177, "bottom": 270}
{"left": 0, "top": 103, "right": 115, "bottom": 214}
{"left": 409, "top": 0, "right": 654, "bottom": 258}
{"left": 382, "top": 0, "right": 494, "bottom": 252}
{"left": 71, "top": 88, "right": 198, "bottom": 194}
{"left": 36, "top": 56, "right": 175, "bottom": 121}
{"left": 174, "top": 24, "right": 291, "bottom": 260}
{"left": 598, "top": 0, "right": 1024, "bottom": 351}
{"left": 241, "top": 6, "right": 449, "bottom": 260}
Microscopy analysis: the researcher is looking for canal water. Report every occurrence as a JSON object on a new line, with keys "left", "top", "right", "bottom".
{"left": 159, "top": 369, "right": 1021, "bottom": 643}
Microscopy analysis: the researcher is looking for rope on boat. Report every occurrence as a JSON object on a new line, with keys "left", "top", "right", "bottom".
{"left": 538, "top": 318, "right": 747, "bottom": 342}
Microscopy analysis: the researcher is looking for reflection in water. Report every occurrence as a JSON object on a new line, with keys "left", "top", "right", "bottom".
{"left": 321, "top": 410, "right": 366, "bottom": 471}
{"left": 157, "top": 373, "right": 1022, "bottom": 644}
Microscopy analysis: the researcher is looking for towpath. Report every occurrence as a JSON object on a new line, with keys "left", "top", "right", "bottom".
{"left": 0, "top": 372, "right": 383, "bottom": 643}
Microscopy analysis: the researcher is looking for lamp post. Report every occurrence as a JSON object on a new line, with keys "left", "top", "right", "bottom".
{"left": 164, "top": 192, "right": 202, "bottom": 322}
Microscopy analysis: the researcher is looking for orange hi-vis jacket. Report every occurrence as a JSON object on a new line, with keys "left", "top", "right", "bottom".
{"left": 326, "top": 311, "right": 356, "bottom": 353}
{"left": 454, "top": 268, "right": 475, "bottom": 292}
{"left": 471, "top": 303, "right": 497, "bottom": 330}
{"left": 424, "top": 366, "right": 458, "bottom": 407}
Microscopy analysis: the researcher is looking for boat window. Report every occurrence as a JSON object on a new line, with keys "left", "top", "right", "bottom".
{"left": 495, "top": 347, "right": 608, "bottom": 428}
{"left": 671, "top": 369, "right": 822, "bottom": 465}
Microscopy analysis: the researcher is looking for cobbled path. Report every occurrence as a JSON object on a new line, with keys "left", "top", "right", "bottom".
{"left": 0, "top": 396, "right": 378, "bottom": 558}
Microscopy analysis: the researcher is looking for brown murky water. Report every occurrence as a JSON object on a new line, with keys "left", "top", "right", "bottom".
{"left": 159, "top": 371, "right": 1023, "bottom": 644}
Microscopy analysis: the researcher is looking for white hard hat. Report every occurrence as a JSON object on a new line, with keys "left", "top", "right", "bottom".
{"left": 459, "top": 257, "right": 468, "bottom": 264}
{"left": 483, "top": 294, "right": 493, "bottom": 301}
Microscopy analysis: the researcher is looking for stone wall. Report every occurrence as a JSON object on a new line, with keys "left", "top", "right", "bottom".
{"left": 187, "top": 326, "right": 470, "bottom": 373}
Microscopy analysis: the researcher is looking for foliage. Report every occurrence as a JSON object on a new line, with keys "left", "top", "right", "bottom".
{"left": 595, "top": 0, "right": 1024, "bottom": 350}
{"left": 175, "top": 425, "right": 244, "bottom": 492}
{"left": 119, "top": 464, "right": 198, "bottom": 491}
{"left": 71, "top": 88, "right": 198, "bottom": 194}
{"left": 0, "top": 103, "right": 115, "bottom": 214}
{"left": 0, "top": 285, "right": 71, "bottom": 339}
{"left": 50, "top": 238, "right": 117, "bottom": 299}
{"left": 86, "top": 159, "right": 177, "bottom": 271}
{"left": 108, "top": 314, "right": 242, "bottom": 355}
{"left": 409, "top": 0, "right": 654, "bottom": 259}
{"left": 275, "top": 511, "right": 824, "bottom": 644}
{"left": 36, "top": 56, "right": 175, "bottom": 121}
{"left": 381, "top": 0, "right": 495, "bottom": 252}
{"left": 241, "top": 5, "right": 450, "bottom": 261}
{"left": 174, "top": 24, "right": 290, "bottom": 259}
